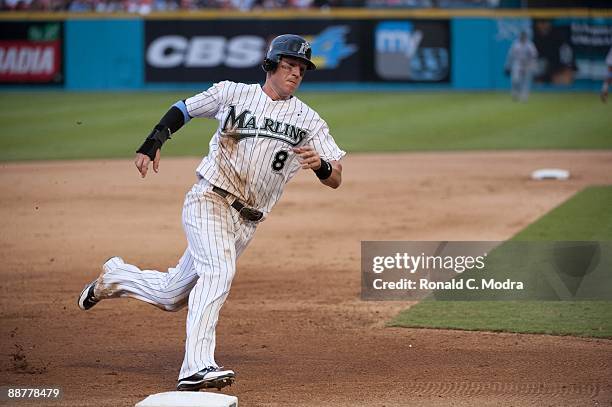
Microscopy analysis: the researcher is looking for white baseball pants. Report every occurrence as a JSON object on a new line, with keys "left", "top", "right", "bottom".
{"left": 96, "top": 178, "right": 257, "bottom": 380}
{"left": 511, "top": 65, "right": 533, "bottom": 102}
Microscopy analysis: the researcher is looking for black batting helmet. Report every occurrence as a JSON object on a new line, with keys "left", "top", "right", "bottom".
{"left": 262, "top": 34, "right": 316, "bottom": 72}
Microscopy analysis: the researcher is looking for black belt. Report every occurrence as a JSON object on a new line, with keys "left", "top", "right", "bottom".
{"left": 212, "top": 186, "right": 264, "bottom": 222}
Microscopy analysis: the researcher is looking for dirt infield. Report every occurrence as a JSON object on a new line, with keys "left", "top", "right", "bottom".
{"left": 1, "top": 151, "right": 611, "bottom": 407}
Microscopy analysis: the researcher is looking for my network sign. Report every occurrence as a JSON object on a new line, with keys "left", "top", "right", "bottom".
{"left": 0, "top": 22, "right": 63, "bottom": 84}
{"left": 374, "top": 20, "right": 450, "bottom": 82}
{"left": 145, "top": 21, "right": 360, "bottom": 83}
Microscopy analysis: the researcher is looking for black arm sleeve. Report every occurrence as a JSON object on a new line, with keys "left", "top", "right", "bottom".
{"left": 159, "top": 105, "right": 186, "bottom": 134}
{"left": 136, "top": 105, "right": 187, "bottom": 160}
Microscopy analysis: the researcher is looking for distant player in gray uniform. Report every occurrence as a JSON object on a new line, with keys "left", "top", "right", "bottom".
{"left": 505, "top": 31, "right": 538, "bottom": 102}
{"left": 77, "top": 34, "right": 345, "bottom": 392}
{"left": 600, "top": 46, "right": 612, "bottom": 103}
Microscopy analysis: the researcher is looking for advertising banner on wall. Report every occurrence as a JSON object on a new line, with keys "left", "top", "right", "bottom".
{"left": 372, "top": 19, "right": 450, "bottom": 82}
{"left": 144, "top": 19, "right": 450, "bottom": 84}
{"left": 495, "top": 18, "right": 611, "bottom": 87}
{"left": 0, "top": 22, "right": 63, "bottom": 84}
{"left": 534, "top": 18, "right": 612, "bottom": 84}
{"left": 145, "top": 20, "right": 363, "bottom": 83}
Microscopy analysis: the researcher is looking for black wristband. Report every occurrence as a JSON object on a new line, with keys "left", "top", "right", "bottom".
{"left": 136, "top": 124, "right": 171, "bottom": 160}
{"left": 313, "top": 159, "right": 333, "bottom": 180}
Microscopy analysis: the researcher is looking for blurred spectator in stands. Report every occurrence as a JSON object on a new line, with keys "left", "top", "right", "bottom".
{"left": 288, "top": 0, "right": 313, "bottom": 9}
{"left": 124, "top": 0, "right": 152, "bottom": 13}
{"left": 68, "top": 0, "right": 91, "bottom": 11}
{"left": 366, "top": 0, "right": 501, "bottom": 7}
{"left": 0, "top": 0, "right": 516, "bottom": 11}
{"left": 5, "top": 0, "right": 34, "bottom": 9}
{"left": 437, "top": 0, "right": 498, "bottom": 7}
{"left": 93, "top": 0, "right": 122, "bottom": 12}
{"left": 226, "top": 0, "right": 257, "bottom": 11}
{"left": 366, "top": 0, "right": 430, "bottom": 8}
{"left": 153, "top": 0, "right": 179, "bottom": 10}
{"left": 249, "top": 0, "right": 287, "bottom": 9}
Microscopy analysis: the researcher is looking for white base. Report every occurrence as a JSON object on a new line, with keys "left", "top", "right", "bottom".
{"left": 531, "top": 168, "right": 570, "bottom": 180}
{"left": 135, "top": 391, "right": 238, "bottom": 407}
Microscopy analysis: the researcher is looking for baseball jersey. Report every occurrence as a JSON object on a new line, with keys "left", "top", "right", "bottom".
{"left": 507, "top": 39, "right": 538, "bottom": 69}
{"left": 185, "top": 81, "right": 345, "bottom": 216}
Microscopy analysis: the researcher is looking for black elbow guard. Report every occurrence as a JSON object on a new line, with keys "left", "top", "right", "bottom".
{"left": 136, "top": 124, "right": 171, "bottom": 161}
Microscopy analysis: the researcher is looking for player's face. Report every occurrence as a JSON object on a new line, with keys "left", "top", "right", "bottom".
{"left": 271, "top": 56, "right": 307, "bottom": 97}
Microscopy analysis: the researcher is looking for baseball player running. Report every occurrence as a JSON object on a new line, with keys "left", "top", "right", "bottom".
{"left": 77, "top": 34, "right": 345, "bottom": 391}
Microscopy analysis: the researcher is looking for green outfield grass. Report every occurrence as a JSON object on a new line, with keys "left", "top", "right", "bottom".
{"left": 390, "top": 301, "right": 612, "bottom": 337}
{"left": 1, "top": 91, "right": 611, "bottom": 161}
{"left": 512, "top": 186, "right": 612, "bottom": 241}
{"left": 390, "top": 186, "right": 612, "bottom": 338}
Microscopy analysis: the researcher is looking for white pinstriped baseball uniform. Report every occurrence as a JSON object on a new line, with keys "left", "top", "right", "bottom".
{"left": 95, "top": 80, "right": 345, "bottom": 380}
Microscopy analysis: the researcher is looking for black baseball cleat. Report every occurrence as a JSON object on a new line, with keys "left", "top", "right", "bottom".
{"left": 177, "top": 367, "right": 235, "bottom": 391}
{"left": 77, "top": 279, "right": 99, "bottom": 310}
